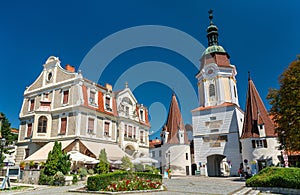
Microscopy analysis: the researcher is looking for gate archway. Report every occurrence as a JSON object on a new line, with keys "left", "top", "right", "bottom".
{"left": 207, "top": 154, "right": 226, "bottom": 176}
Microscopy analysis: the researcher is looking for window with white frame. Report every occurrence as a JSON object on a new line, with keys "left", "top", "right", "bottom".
{"left": 159, "top": 150, "right": 162, "bottom": 157}
{"left": 60, "top": 117, "right": 67, "bottom": 134}
{"left": 26, "top": 123, "right": 32, "bottom": 138}
{"left": 29, "top": 99, "right": 35, "bottom": 112}
{"left": 62, "top": 89, "right": 69, "bottom": 105}
{"left": 105, "top": 95, "right": 112, "bottom": 111}
{"left": 140, "top": 130, "right": 144, "bottom": 143}
{"left": 37, "top": 116, "right": 47, "bottom": 133}
{"left": 89, "top": 89, "right": 96, "bottom": 105}
{"left": 140, "top": 109, "right": 144, "bottom": 121}
{"left": 252, "top": 139, "right": 268, "bottom": 148}
{"left": 133, "top": 127, "right": 136, "bottom": 139}
{"left": 124, "top": 124, "right": 127, "bottom": 137}
{"left": 128, "top": 125, "right": 132, "bottom": 138}
{"left": 104, "top": 121, "right": 110, "bottom": 137}
{"left": 152, "top": 151, "right": 155, "bottom": 158}
{"left": 87, "top": 118, "right": 95, "bottom": 134}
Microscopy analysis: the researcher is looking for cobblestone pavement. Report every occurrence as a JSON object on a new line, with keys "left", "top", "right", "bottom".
{"left": 1, "top": 176, "right": 250, "bottom": 195}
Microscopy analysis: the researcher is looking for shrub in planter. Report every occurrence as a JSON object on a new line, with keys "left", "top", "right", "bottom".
{"left": 53, "top": 171, "right": 65, "bottom": 186}
{"left": 72, "top": 174, "right": 78, "bottom": 184}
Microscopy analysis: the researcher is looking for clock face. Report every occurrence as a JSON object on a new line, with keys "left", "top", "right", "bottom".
{"left": 204, "top": 64, "right": 218, "bottom": 79}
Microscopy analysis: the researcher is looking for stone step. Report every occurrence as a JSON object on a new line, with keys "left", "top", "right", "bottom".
{"left": 232, "top": 187, "right": 252, "bottom": 195}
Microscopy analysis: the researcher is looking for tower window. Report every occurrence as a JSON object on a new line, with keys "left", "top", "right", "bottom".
{"left": 209, "top": 84, "right": 215, "bottom": 97}
{"left": 234, "top": 86, "right": 237, "bottom": 98}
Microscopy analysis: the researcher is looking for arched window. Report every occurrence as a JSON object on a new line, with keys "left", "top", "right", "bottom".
{"left": 209, "top": 84, "right": 215, "bottom": 97}
{"left": 38, "top": 116, "right": 47, "bottom": 133}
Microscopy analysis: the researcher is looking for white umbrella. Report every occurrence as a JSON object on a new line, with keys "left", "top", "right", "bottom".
{"left": 112, "top": 160, "right": 122, "bottom": 165}
{"left": 67, "top": 151, "right": 99, "bottom": 164}
{"left": 132, "top": 157, "right": 158, "bottom": 165}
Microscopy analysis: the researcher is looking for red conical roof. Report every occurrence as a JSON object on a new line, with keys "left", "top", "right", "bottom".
{"left": 165, "top": 94, "right": 189, "bottom": 144}
{"left": 241, "top": 78, "right": 276, "bottom": 139}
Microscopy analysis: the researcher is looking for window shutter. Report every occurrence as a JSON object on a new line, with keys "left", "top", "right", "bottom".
{"left": 128, "top": 126, "right": 132, "bottom": 137}
{"left": 63, "top": 90, "right": 69, "bottom": 104}
{"left": 140, "top": 131, "right": 144, "bottom": 143}
{"left": 252, "top": 140, "right": 256, "bottom": 148}
{"left": 263, "top": 139, "right": 268, "bottom": 148}
{"left": 124, "top": 125, "right": 127, "bottom": 136}
{"left": 60, "top": 118, "right": 67, "bottom": 134}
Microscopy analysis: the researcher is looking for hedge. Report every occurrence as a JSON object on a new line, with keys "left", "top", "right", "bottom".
{"left": 246, "top": 167, "right": 300, "bottom": 189}
{"left": 87, "top": 171, "right": 162, "bottom": 191}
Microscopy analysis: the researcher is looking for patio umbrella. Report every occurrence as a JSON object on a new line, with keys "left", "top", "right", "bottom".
{"left": 67, "top": 151, "right": 99, "bottom": 164}
{"left": 131, "top": 157, "right": 158, "bottom": 165}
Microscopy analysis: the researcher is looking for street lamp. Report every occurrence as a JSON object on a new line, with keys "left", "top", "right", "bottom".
{"left": 167, "top": 150, "right": 171, "bottom": 169}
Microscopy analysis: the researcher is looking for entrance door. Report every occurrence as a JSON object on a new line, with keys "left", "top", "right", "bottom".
{"left": 186, "top": 166, "right": 190, "bottom": 175}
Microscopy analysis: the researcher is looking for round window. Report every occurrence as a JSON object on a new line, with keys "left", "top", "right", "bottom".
{"left": 47, "top": 72, "right": 52, "bottom": 81}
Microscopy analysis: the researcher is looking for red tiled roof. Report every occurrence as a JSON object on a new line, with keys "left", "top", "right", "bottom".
{"left": 164, "top": 94, "right": 189, "bottom": 144}
{"left": 241, "top": 79, "right": 276, "bottom": 139}
{"left": 191, "top": 102, "right": 237, "bottom": 112}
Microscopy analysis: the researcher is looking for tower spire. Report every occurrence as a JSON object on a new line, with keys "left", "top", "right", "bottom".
{"left": 206, "top": 10, "right": 219, "bottom": 46}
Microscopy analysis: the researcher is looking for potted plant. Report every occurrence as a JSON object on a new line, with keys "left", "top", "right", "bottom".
{"left": 29, "top": 161, "right": 35, "bottom": 169}
{"left": 19, "top": 161, "right": 26, "bottom": 170}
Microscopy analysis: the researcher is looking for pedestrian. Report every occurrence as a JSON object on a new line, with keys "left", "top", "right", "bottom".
{"left": 238, "top": 167, "right": 243, "bottom": 180}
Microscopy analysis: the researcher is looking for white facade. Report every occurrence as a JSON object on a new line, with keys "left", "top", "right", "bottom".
{"left": 192, "top": 105, "right": 243, "bottom": 176}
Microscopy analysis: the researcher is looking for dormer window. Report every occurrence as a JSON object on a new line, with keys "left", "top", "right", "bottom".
{"left": 105, "top": 96, "right": 112, "bottom": 111}
{"left": 89, "top": 90, "right": 96, "bottom": 104}
{"left": 140, "top": 109, "right": 144, "bottom": 121}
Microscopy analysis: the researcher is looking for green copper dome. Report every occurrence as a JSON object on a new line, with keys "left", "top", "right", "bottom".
{"left": 202, "top": 45, "right": 226, "bottom": 56}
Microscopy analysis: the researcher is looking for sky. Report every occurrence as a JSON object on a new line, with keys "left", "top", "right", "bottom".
{"left": 0, "top": 1, "right": 299, "bottom": 139}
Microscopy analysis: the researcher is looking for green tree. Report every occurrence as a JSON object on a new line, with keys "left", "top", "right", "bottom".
{"left": 267, "top": 58, "right": 300, "bottom": 152}
{"left": 0, "top": 113, "right": 17, "bottom": 167}
{"left": 94, "top": 149, "right": 109, "bottom": 174}
{"left": 43, "top": 141, "right": 71, "bottom": 176}
{"left": 120, "top": 156, "right": 133, "bottom": 171}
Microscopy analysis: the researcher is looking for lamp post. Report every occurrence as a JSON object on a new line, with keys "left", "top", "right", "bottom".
{"left": 167, "top": 150, "right": 170, "bottom": 169}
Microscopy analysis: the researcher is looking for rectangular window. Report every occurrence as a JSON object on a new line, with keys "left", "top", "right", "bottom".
{"left": 152, "top": 151, "right": 155, "bottom": 158}
{"left": 210, "top": 116, "right": 216, "bottom": 120}
{"left": 26, "top": 123, "right": 32, "bottom": 138}
{"left": 124, "top": 125, "right": 127, "bottom": 136}
{"left": 263, "top": 139, "right": 268, "bottom": 148}
{"left": 105, "top": 96, "right": 111, "bottom": 109}
{"left": 256, "top": 140, "right": 263, "bottom": 147}
{"left": 186, "top": 153, "right": 188, "bottom": 160}
{"left": 140, "top": 110, "right": 144, "bottom": 121}
{"left": 125, "top": 106, "right": 129, "bottom": 116}
{"left": 252, "top": 140, "right": 256, "bottom": 148}
{"left": 128, "top": 126, "right": 132, "bottom": 138}
{"left": 133, "top": 127, "right": 136, "bottom": 139}
{"left": 140, "top": 131, "right": 144, "bottom": 143}
{"left": 60, "top": 117, "right": 67, "bottom": 134}
{"left": 89, "top": 91, "right": 96, "bottom": 104}
{"left": 104, "top": 122, "right": 110, "bottom": 136}
{"left": 63, "top": 90, "right": 69, "bottom": 104}
{"left": 29, "top": 99, "right": 35, "bottom": 112}
{"left": 88, "top": 118, "right": 94, "bottom": 134}
{"left": 259, "top": 124, "right": 264, "bottom": 129}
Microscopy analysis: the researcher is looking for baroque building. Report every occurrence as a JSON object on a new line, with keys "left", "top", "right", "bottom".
{"left": 192, "top": 11, "right": 244, "bottom": 176}
{"left": 16, "top": 56, "right": 150, "bottom": 163}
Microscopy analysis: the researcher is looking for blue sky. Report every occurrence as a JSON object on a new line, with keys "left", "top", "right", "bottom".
{"left": 1, "top": 1, "right": 299, "bottom": 139}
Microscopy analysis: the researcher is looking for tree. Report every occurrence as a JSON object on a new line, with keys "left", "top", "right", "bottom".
{"left": 267, "top": 58, "right": 300, "bottom": 152}
{"left": 120, "top": 156, "right": 133, "bottom": 171}
{"left": 94, "top": 149, "right": 109, "bottom": 174}
{"left": 0, "top": 113, "right": 17, "bottom": 167}
{"left": 43, "top": 141, "right": 71, "bottom": 176}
